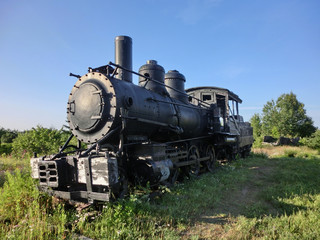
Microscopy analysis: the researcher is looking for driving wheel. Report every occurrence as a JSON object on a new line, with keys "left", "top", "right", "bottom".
{"left": 205, "top": 145, "right": 216, "bottom": 172}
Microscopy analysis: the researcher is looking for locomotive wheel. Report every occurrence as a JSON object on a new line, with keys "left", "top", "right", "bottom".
{"left": 242, "top": 147, "right": 251, "bottom": 158}
{"left": 164, "top": 166, "right": 180, "bottom": 187}
{"left": 186, "top": 145, "right": 200, "bottom": 177}
{"left": 205, "top": 145, "right": 216, "bottom": 172}
{"left": 246, "top": 148, "right": 252, "bottom": 157}
{"left": 216, "top": 150, "right": 226, "bottom": 163}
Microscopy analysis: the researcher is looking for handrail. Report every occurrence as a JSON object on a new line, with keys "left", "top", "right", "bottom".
{"left": 108, "top": 62, "right": 211, "bottom": 109}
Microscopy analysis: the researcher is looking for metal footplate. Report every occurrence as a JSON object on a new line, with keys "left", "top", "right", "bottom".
{"left": 41, "top": 189, "right": 110, "bottom": 202}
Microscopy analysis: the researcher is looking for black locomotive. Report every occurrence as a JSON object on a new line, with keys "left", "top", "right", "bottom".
{"left": 31, "top": 36, "right": 253, "bottom": 202}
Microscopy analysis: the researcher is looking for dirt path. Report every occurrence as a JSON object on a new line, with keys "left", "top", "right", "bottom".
{"left": 181, "top": 160, "right": 278, "bottom": 239}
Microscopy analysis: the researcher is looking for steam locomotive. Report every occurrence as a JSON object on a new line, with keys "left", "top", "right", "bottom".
{"left": 30, "top": 36, "right": 253, "bottom": 203}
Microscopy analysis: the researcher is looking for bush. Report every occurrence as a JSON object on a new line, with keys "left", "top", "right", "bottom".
{"left": 11, "top": 126, "right": 71, "bottom": 158}
{"left": 253, "top": 136, "right": 263, "bottom": 148}
{"left": 0, "top": 143, "right": 12, "bottom": 156}
{"left": 300, "top": 130, "right": 320, "bottom": 151}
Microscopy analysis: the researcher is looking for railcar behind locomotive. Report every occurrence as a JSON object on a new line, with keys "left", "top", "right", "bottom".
{"left": 30, "top": 36, "right": 253, "bottom": 202}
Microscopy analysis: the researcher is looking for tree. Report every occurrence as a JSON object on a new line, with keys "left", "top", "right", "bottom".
{"left": 276, "top": 93, "right": 316, "bottom": 137}
{"left": 0, "top": 127, "right": 5, "bottom": 140}
{"left": 254, "top": 92, "right": 316, "bottom": 139}
{"left": 1, "top": 131, "right": 18, "bottom": 144}
{"left": 261, "top": 99, "right": 280, "bottom": 138}
{"left": 250, "top": 113, "right": 262, "bottom": 139}
{"left": 0, "top": 128, "right": 18, "bottom": 156}
{"left": 275, "top": 93, "right": 316, "bottom": 137}
{"left": 250, "top": 113, "right": 263, "bottom": 147}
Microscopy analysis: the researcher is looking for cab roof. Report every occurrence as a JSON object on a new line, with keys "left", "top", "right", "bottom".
{"left": 186, "top": 86, "right": 242, "bottom": 103}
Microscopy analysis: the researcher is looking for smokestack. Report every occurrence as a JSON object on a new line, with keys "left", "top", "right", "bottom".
{"left": 115, "top": 36, "right": 132, "bottom": 82}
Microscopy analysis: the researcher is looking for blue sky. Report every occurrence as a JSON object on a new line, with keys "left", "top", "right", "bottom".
{"left": 1, "top": 0, "right": 319, "bottom": 130}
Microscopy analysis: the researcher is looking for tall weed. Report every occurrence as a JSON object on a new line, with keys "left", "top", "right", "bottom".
{"left": 0, "top": 156, "right": 29, "bottom": 172}
{"left": 0, "top": 170, "right": 69, "bottom": 239}
{"left": 76, "top": 196, "right": 179, "bottom": 239}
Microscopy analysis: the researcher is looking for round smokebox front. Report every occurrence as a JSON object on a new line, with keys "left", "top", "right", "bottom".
{"left": 67, "top": 73, "right": 117, "bottom": 143}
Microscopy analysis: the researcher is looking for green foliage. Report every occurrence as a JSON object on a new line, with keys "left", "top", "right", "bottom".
{"left": 250, "top": 113, "right": 262, "bottom": 139}
{"left": 252, "top": 136, "right": 263, "bottom": 148}
{"left": 0, "top": 128, "right": 6, "bottom": 142}
{"left": 261, "top": 99, "right": 279, "bottom": 137}
{"left": 0, "top": 128, "right": 18, "bottom": 156}
{"left": 300, "top": 129, "right": 320, "bottom": 151}
{"left": 0, "top": 143, "right": 12, "bottom": 156}
{"left": 0, "top": 156, "right": 29, "bottom": 173}
{"left": 252, "top": 92, "right": 316, "bottom": 140}
{"left": 76, "top": 198, "right": 177, "bottom": 239}
{"left": 11, "top": 126, "right": 71, "bottom": 158}
{"left": 0, "top": 170, "right": 69, "bottom": 239}
{"left": 275, "top": 92, "right": 316, "bottom": 137}
{"left": 250, "top": 114, "right": 264, "bottom": 147}
{"left": 1, "top": 130, "right": 18, "bottom": 144}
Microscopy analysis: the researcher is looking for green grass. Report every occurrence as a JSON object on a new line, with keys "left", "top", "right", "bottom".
{"left": 0, "top": 156, "right": 29, "bottom": 171}
{"left": 1, "top": 146, "right": 320, "bottom": 239}
{"left": 0, "top": 170, "right": 70, "bottom": 239}
{"left": 0, "top": 156, "right": 30, "bottom": 187}
{"left": 223, "top": 148, "right": 320, "bottom": 240}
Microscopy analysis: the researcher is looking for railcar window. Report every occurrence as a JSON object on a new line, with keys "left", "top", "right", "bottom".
{"left": 202, "top": 94, "right": 212, "bottom": 101}
{"left": 228, "top": 99, "right": 239, "bottom": 116}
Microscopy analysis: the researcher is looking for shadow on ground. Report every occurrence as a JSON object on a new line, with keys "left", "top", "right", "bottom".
{"left": 197, "top": 154, "right": 320, "bottom": 223}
